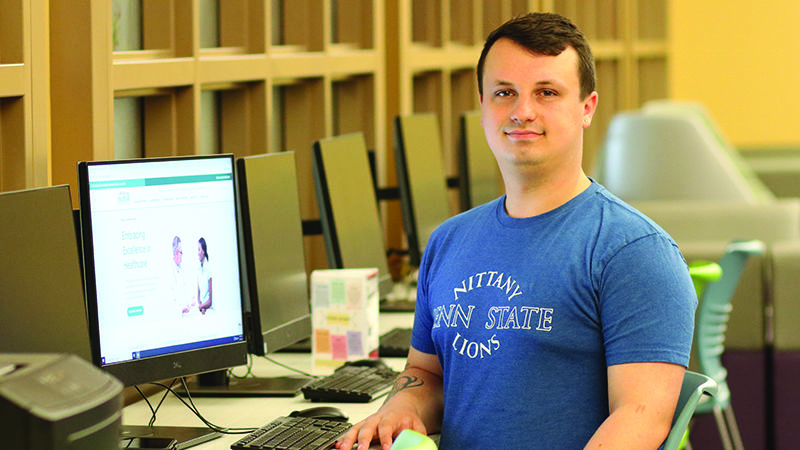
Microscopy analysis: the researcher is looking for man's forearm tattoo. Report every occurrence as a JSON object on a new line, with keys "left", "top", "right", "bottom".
{"left": 383, "top": 375, "right": 424, "bottom": 404}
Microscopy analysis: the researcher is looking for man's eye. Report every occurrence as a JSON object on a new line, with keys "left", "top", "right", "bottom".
{"left": 540, "top": 89, "right": 557, "bottom": 97}
{"left": 495, "top": 90, "right": 514, "bottom": 97}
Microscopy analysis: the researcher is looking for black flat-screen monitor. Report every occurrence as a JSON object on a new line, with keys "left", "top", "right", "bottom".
{"left": 312, "top": 133, "right": 394, "bottom": 298}
{"left": 182, "top": 152, "right": 314, "bottom": 396}
{"left": 458, "top": 110, "right": 504, "bottom": 210}
{"left": 78, "top": 155, "right": 247, "bottom": 446}
{"left": 0, "top": 186, "right": 92, "bottom": 362}
{"left": 393, "top": 113, "right": 453, "bottom": 267}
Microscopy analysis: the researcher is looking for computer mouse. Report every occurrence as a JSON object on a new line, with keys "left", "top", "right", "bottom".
{"left": 342, "top": 358, "right": 390, "bottom": 370}
{"left": 289, "top": 406, "right": 349, "bottom": 422}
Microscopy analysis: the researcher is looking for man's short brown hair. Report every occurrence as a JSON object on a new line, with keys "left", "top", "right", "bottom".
{"left": 477, "top": 12, "right": 596, "bottom": 100}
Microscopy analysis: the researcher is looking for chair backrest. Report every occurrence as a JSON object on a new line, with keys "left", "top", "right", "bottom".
{"left": 695, "top": 240, "right": 765, "bottom": 397}
{"left": 641, "top": 99, "right": 775, "bottom": 203}
{"left": 596, "top": 112, "right": 764, "bottom": 203}
{"left": 663, "top": 370, "right": 718, "bottom": 450}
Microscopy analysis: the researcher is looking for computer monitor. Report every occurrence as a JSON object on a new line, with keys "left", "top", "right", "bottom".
{"left": 312, "top": 133, "right": 394, "bottom": 298}
{"left": 458, "top": 110, "right": 504, "bottom": 210}
{"left": 181, "top": 152, "right": 314, "bottom": 396}
{"left": 78, "top": 155, "right": 247, "bottom": 446}
{"left": 393, "top": 113, "right": 452, "bottom": 267}
{"left": 0, "top": 186, "right": 92, "bottom": 362}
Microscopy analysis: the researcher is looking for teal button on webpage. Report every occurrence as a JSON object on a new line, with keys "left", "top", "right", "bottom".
{"left": 127, "top": 306, "right": 144, "bottom": 317}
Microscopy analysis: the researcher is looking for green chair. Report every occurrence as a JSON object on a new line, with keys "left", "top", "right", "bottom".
{"left": 390, "top": 429, "right": 437, "bottom": 450}
{"left": 691, "top": 240, "right": 765, "bottom": 450}
{"left": 664, "top": 370, "right": 718, "bottom": 450}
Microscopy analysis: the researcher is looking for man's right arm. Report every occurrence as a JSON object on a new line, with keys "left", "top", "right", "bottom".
{"left": 336, "top": 348, "right": 444, "bottom": 450}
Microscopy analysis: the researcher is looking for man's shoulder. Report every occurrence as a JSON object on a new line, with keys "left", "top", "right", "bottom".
{"left": 589, "top": 184, "right": 678, "bottom": 246}
{"left": 434, "top": 197, "right": 500, "bottom": 232}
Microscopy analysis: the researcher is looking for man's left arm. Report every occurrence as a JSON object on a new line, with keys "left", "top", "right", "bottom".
{"left": 585, "top": 361, "right": 684, "bottom": 449}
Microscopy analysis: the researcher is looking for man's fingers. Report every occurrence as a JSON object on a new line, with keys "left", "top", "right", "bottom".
{"left": 377, "top": 420, "right": 396, "bottom": 450}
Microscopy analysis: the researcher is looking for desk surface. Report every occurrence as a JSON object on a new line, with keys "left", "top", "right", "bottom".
{"left": 122, "top": 313, "right": 414, "bottom": 449}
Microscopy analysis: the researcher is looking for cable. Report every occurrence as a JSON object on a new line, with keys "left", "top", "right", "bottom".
{"left": 149, "top": 378, "right": 177, "bottom": 426}
{"left": 134, "top": 379, "right": 258, "bottom": 435}
{"left": 260, "top": 354, "right": 319, "bottom": 378}
{"left": 228, "top": 354, "right": 255, "bottom": 379}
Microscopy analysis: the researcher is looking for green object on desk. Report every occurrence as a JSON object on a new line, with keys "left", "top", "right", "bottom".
{"left": 390, "top": 429, "right": 437, "bottom": 450}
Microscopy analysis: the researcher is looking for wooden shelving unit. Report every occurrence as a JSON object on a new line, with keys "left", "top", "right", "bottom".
{"left": 4, "top": 0, "right": 668, "bottom": 267}
{"left": 0, "top": 0, "right": 49, "bottom": 192}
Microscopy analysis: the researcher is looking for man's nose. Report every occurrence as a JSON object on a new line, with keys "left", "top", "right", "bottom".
{"left": 510, "top": 97, "right": 537, "bottom": 124}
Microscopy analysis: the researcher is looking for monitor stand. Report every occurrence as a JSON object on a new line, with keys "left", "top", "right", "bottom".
{"left": 276, "top": 337, "right": 312, "bottom": 353}
{"left": 120, "top": 424, "right": 221, "bottom": 449}
{"left": 380, "top": 280, "right": 417, "bottom": 313}
{"left": 179, "top": 369, "right": 312, "bottom": 397}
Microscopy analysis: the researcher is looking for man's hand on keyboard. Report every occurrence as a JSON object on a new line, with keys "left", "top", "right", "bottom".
{"left": 336, "top": 348, "right": 443, "bottom": 450}
{"left": 335, "top": 403, "right": 427, "bottom": 450}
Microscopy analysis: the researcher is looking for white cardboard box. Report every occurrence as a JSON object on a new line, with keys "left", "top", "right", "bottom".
{"left": 310, "top": 268, "right": 380, "bottom": 369}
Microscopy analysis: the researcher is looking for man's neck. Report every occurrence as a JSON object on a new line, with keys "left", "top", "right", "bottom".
{"left": 502, "top": 169, "right": 591, "bottom": 218}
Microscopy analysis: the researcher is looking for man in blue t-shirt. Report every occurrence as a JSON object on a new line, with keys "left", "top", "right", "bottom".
{"left": 338, "top": 12, "right": 696, "bottom": 450}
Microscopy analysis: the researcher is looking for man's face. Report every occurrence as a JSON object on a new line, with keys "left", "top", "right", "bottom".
{"left": 173, "top": 242, "right": 182, "bottom": 266}
{"left": 480, "top": 38, "right": 597, "bottom": 177}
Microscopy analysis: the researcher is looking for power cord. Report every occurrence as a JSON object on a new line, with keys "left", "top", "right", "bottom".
{"left": 260, "top": 354, "right": 319, "bottom": 379}
{"left": 133, "top": 378, "right": 258, "bottom": 435}
{"left": 227, "top": 354, "right": 255, "bottom": 379}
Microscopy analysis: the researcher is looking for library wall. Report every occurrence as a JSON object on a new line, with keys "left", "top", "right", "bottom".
{"left": 669, "top": 0, "right": 800, "bottom": 149}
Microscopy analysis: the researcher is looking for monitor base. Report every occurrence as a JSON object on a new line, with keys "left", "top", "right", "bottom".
{"left": 120, "top": 425, "right": 221, "bottom": 450}
{"left": 180, "top": 370, "right": 312, "bottom": 397}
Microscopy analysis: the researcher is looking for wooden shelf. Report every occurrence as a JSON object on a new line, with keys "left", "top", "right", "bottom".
{"left": 5, "top": 0, "right": 668, "bottom": 269}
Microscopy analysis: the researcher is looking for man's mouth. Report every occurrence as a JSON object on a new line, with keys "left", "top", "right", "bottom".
{"left": 505, "top": 129, "right": 544, "bottom": 140}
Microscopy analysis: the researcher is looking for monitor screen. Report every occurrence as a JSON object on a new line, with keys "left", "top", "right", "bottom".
{"left": 0, "top": 186, "right": 92, "bottom": 362}
{"left": 459, "top": 110, "right": 504, "bottom": 210}
{"left": 78, "top": 155, "right": 247, "bottom": 387}
{"left": 393, "top": 114, "right": 452, "bottom": 267}
{"left": 312, "top": 133, "right": 393, "bottom": 298}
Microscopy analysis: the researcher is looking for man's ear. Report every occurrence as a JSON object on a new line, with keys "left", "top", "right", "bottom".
{"left": 582, "top": 91, "right": 599, "bottom": 129}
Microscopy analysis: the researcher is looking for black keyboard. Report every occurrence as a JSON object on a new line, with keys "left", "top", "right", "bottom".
{"left": 378, "top": 327, "right": 413, "bottom": 357}
{"left": 379, "top": 298, "right": 416, "bottom": 312}
{"left": 231, "top": 416, "right": 351, "bottom": 450}
{"left": 301, "top": 365, "right": 399, "bottom": 403}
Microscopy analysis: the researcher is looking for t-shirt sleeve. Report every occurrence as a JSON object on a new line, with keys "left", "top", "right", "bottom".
{"left": 598, "top": 233, "right": 697, "bottom": 367}
{"left": 410, "top": 238, "right": 438, "bottom": 355}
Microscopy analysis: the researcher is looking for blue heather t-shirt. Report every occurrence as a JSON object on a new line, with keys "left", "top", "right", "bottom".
{"left": 411, "top": 181, "right": 697, "bottom": 449}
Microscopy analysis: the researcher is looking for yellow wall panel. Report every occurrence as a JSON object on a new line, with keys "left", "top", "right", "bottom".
{"left": 669, "top": 0, "right": 800, "bottom": 148}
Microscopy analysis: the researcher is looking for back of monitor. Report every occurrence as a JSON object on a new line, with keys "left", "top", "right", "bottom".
{"left": 394, "top": 114, "right": 452, "bottom": 266}
{"left": 313, "top": 133, "right": 394, "bottom": 297}
{"left": 0, "top": 186, "right": 93, "bottom": 362}
{"left": 459, "top": 110, "right": 504, "bottom": 210}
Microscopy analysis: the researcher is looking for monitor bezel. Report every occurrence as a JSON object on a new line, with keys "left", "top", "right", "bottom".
{"left": 77, "top": 154, "right": 247, "bottom": 387}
